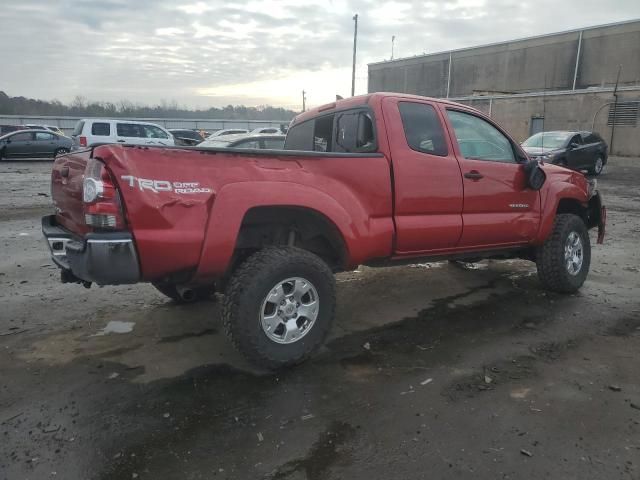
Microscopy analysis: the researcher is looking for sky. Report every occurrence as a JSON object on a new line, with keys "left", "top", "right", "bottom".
{"left": 1, "top": 0, "right": 639, "bottom": 110}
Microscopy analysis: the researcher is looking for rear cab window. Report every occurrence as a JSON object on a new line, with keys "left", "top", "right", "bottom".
{"left": 284, "top": 120, "right": 314, "bottom": 150}
{"left": 284, "top": 108, "right": 376, "bottom": 153}
{"left": 398, "top": 102, "right": 448, "bottom": 156}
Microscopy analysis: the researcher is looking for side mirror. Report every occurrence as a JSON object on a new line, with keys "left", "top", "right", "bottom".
{"left": 524, "top": 159, "right": 546, "bottom": 191}
{"left": 569, "top": 142, "right": 579, "bottom": 149}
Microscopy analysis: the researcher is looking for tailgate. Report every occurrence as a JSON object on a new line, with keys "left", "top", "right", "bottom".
{"left": 51, "top": 150, "right": 91, "bottom": 235}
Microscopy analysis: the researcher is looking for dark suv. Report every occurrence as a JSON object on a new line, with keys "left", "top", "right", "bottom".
{"left": 522, "top": 131, "right": 608, "bottom": 175}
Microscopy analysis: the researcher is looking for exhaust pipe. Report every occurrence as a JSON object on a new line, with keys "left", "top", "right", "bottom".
{"left": 176, "top": 286, "right": 196, "bottom": 302}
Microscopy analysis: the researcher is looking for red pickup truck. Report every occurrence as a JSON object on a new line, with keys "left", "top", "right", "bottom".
{"left": 43, "top": 93, "right": 605, "bottom": 369}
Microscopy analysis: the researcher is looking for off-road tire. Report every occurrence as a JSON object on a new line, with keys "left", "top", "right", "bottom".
{"left": 536, "top": 214, "right": 591, "bottom": 293}
{"left": 153, "top": 282, "right": 215, "bottom": 303}
{"left": 222, "top": 247, "right": 336, "bottom": 370}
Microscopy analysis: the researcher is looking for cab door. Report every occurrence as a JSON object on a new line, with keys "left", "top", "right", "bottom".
{"left": 115, "top": 122, "right": 145, "bottom": 145}
{"left": 441, "top": 107, "right": 541, "bottom": 248}
{"left": 382, "top": 97, "right": 464, "bottom": 254}
{"left": 34, "top": 132, "right": 57, "bottom": 157}
{"left": 4, "top": 131, "right": 34, "bottom": 158}
{"left": 566, "top": 133, "right": 587, "bottom": 170}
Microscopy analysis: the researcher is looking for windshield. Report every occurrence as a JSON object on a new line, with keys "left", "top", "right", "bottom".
{"left": 522, "top": 132, "right": 570, "bottom": 149}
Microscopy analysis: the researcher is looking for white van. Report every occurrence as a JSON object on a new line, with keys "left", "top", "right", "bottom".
{"left": 71, "top": 119, "right": 175, "bottom": 150}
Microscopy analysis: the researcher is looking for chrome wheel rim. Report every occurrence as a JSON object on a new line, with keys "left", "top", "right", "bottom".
{"left": 564, "top": 232, "right": 583, "bottom": 276}
{"left": 595, "top": 157, "right": 603, "bottom": 174}
{"left": 260, "top": 277, "right": 319, "bottom": 344}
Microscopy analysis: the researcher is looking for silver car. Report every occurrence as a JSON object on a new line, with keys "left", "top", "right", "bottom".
{"left": 0, "top": 129, "right": 72, "bottom": 160}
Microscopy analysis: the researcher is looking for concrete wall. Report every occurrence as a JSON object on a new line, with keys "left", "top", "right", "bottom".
{"left": 455, "top": 89, "right": 640, "bottom": 156}
{"left": 368, "top": 20, "right": 640, "bottom": 97}
{"left": 368, "top": 20, "right": 640, "bottom": 156}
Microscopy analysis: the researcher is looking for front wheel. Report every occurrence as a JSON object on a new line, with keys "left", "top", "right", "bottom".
{"left": 222, "top": 247, "right": 336, "bottom": 369}
{"left": 590, "top": 155, "right": 604, "bottom": 176}
{"left": 536, "top": 214, "right": 591, "bottom": 293}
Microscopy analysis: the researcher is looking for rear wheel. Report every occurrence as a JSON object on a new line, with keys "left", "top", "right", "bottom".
{"left": 222, "top": 247, "right": 336, "bottom": 369}
{"left": 590, "top": 155, "right": 604, "bottom": 176}
{"left": 54, "top": 148, "right": 69, "bottom": 158}
{"left": 153, "top": 282, "right": 215, "bottom": 303}
{"left": 536, "top": 214, "right": 591, "bottom": 293}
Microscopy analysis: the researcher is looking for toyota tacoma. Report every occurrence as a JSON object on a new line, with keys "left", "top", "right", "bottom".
{"left": 43, "top": 93, "right": 606, "bottom": 369}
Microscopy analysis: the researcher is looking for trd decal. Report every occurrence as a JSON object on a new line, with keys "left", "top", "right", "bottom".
{"left": 121, "top": 175, "right": 212, "bottom": 194}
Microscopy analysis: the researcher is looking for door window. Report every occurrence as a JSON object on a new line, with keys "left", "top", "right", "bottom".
{"left": 399, "top": 102, "right": 448, "bottom": 156}
{"left": 91, "top": 122, "right": 111, "bottom": 136}
{"left": 117, "top": 123, "right": 145, "bottom": 137}
{"left": 582, "top": 133, "right": 599, "bottom": 144}
{"left": 447, "top": 110, "right": 515, "bottom": 163}
{"left": 143, "top": 125, "right": 169, "bottom": 139}
{"left": 234, "top": 140, "right": 260, "bottom": 149}
{"left": 35, "top": 132, "right": 55, "bottom": 141}
{"left": 263, "top": 138, "right": 285, "bottom": 149}
{"left": 569, "top": 134, "right": 583, "bottom": 147}
{"left": 10, "top": 132, "right": 33, "bottom": 141}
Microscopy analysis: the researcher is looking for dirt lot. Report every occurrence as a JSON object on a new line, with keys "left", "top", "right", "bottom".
{"left": 1, "top": 159, "right": 639, "bottom": 480}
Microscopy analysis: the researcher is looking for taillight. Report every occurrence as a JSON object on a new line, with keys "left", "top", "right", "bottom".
{"left": 79, "top": 136, "right": 87, "bottom": 147}
{"left": 83, "top": 159, "right": 125, "bottom": 230}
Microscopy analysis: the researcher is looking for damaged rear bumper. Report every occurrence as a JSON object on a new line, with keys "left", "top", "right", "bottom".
{"left": 42, "top": 215, "right": 141, "bottom": 285}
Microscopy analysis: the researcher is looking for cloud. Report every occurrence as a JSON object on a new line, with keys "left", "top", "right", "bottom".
{"left": 0, "top": 0, "right": 638, "bottom": 109}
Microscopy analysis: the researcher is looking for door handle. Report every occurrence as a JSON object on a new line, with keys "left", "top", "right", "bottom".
{"left": 117, "top": 140, "right": 126, "bottom": 143}
{"left": 464, "top": 171, "right": 484, "bottom": 180}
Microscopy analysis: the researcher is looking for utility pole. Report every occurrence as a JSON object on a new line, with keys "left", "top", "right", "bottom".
{"left": 610, "top": 64, "right": 622, "bottom": 155}
{"left": 391, "top": 35, "right": 395, "bottom": 60}
{"left": 302, "top": 90, "right": 306, "bottom": 112}
{"left": 351, "top": 14, "right": 358, "bottom": 97}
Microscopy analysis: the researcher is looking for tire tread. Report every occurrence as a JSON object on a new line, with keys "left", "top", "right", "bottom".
{"left": 222, "top": 247, "right": 335, "bottom": 369}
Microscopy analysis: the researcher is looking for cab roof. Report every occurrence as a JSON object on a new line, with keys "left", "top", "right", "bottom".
{"left": 292, "top": 92, "right": 480, "bottom": 126}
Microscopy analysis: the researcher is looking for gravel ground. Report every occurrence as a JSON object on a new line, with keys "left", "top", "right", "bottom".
{"left": 1, "top": 158, "right": 639, "bottom": 480}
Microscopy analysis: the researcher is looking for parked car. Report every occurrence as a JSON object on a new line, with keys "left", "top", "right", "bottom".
{"left": 0, "top": 129, "right": 72, "bottom": 160}
{"left": 0, "top": 125, "right": 25, "bottom": 136}
{"left": 522, "top": 131, "right": 608, "bottom": 175}
{"left": 168, "top": 129, "right": 204, "bottom": 146}
{"left": 199, "top": 133, "right": 285, "bottom": 149}
{"left": 70, "top": 119, "right": 175, "bottom": 149}
{"left": 42, "top": 93, "right": 605, "bottom": 369}
{"left": 208, "top": 128, "right": 249, "bottom": 137}
{"left": 250, "top": 127, "right": 282, "bottom": 134}
{"left": 24, "top": 124, "right": 66, "bottom": 136}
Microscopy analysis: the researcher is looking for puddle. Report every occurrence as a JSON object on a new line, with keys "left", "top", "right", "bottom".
{"left": 93, "top": 321, "right": 136, "bottom": 336}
